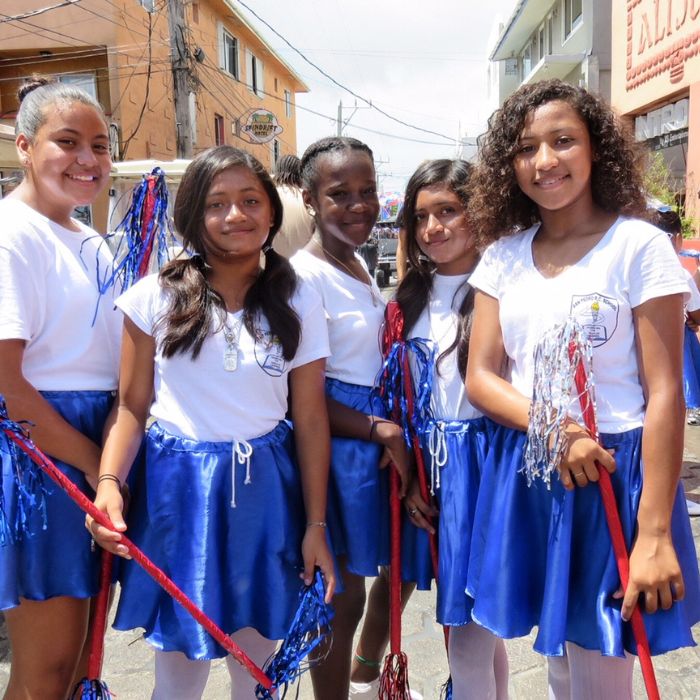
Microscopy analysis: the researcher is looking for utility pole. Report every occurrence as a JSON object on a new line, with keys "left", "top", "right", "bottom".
{"left": 166, "top": 0, "right": 193, "bottom": 158}
{"left": 337, "top": 99, "right": 370, "bottom": 136}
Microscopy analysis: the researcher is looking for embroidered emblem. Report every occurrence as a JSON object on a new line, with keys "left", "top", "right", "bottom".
{"left": 254, "top": 330, "right": 286, "bottom": 376}
{"left": 569, "top": 293, "right": 619, "bottom": 347}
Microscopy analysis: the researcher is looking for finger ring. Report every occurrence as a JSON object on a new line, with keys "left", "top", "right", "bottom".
{"left": 408, "top": 507, "right": 418, "bottom": 516}
{"left": 573, "top": 470, "right": 585, "bottom": 478}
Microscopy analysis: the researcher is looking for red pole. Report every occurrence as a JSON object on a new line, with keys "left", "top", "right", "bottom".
{"left": 2, "top": 428, "right": 273, "bottom": 691}
{"left": 569, "top": 344, "right": 659, "bottom": 700}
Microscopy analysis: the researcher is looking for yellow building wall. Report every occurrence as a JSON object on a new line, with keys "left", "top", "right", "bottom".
{"left": 0, "top": 0, "right": 304, "bottom": 169}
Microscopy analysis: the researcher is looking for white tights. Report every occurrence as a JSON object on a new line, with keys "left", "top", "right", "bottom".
{"left": 151, "top": 627, "right": 277, "bottom": 700}
{"left": 547, "top": 642, "right": 634, "bottom": 700}
{"left": 448, "top": 623, "right": 510, "bottom": 699}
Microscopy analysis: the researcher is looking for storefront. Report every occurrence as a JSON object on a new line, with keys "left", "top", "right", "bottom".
{"left": 611, "top": 1, "right": 700, "bottom": 233}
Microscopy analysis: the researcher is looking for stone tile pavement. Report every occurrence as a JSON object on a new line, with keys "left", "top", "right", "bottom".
{"left": 2, "top": 428, "right": 700, "bottom": 698}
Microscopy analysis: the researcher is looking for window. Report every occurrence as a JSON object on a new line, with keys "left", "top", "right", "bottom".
{"left": 246, "top": 50, "right": 264, "bottom": 98}
{"left": 219, "top": 25, "right": 239, "bottom": 79}
{"left": 214, "top": 114, "right": 224, "bottom": 146}
{"left": 547, "top": 15, "right": 553, "bottom": 54}
{"left": 564, "top": 0, "right": 582, "bottom": 39}
{"left": 538, "top": 24, "right": 545, "bottom": 61}
{"left": 58, "top": 73, "right": 97, "bottom": 100}
{"left": 284, "top": 90, "right": 292, "bottom": 118}
{"left": 191, "top": 2, "right": 199, "bottom": 23}
{"left": 521, "top": 43, "right": 532, "bottom": 80}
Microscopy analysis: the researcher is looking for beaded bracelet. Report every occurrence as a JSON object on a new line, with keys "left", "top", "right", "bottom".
{"left": 97, "top": 473, "right": 122, "bottom": 490}
{"left": 306, "top": 521, "right": 327, "bottom": 529}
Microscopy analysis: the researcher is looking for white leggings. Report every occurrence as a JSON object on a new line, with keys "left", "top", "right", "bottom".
{"left": 151, "top": 627, "right": 277, "bottom": 700}
{"left": 547, "top": 642, "right": 634, "bottom": 700}
{"left": 448, "top": 623, "right": 510, "bottom": 699}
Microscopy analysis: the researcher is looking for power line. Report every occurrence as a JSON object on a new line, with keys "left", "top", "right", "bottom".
{"left": 0, "top": 0, "right": 81, "bottom": 25}
{"left": 233, "top": 0, "right": 456, "bottom": 144}
{"left": 197, "top": 60, "right": 457, "bottom": 148}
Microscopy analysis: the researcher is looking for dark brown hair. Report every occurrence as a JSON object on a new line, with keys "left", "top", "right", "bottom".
{"left": 469, "top": 79, "right": 647, "bottom": 245}
{"left": 158, "top": 145, "right": 300, "bottom": 360}
{"left": 396, "top": 159, "right": 475, "bottom": 379}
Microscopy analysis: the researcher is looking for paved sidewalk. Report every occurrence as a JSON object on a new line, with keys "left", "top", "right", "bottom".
{"left": 2, "top": 428, "right": 699, "bottom": 698}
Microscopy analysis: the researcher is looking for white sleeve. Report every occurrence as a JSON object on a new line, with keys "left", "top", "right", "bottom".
{"left": 0, "top": 239, "right": 44, "bottom": 342}
{"left": 115, "top": 274, "right": 161, "bottom": 335}
{"left": 290, "top": 283, "right": 330, "bottom": 369}
{"left": 469, "top": 240, "right": 502, "bottom": 298}
{"left": 684, "top": 269, "right": 700, "bottom": 312}
{"left": 628, "top": 229, "right": 689, "bottom": 308}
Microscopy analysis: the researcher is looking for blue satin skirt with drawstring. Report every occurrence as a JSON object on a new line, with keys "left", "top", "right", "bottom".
{"left": 683, "top": 325, "right": 700, "bottom": 409}
{"left": 325, "top": 377, "right": 390, "bottom": 577}
{"left": 0, "top": 390, "right": 114, "bottom": 609}
{"left": 400, "top": 418, "right": 489, "bottom": 626}
{"left": 113, "top": 420, "right": 306, "bottom": 660}
{"left": 467, "top": 422, "right": 700, "bottom": 657}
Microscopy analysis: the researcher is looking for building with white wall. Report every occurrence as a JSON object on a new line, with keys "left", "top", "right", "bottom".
{"left": 489, "top": 0, "right": 611, "bottom": 106}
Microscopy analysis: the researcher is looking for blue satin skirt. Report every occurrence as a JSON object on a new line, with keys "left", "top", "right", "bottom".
{"left": 467, "top": 422, "right": 700, "bottom": 657}
{"left": 325, "top": 378, "right": 390, "bottom": 576}
{"left": 113, "top": 421, "right": 306, "bottom": 660}
{"left": 400, "top": 419, "right": 489, "bottom": 626}
{"left": 0, "top": 390, "right": 114, "bottom": 609}
{"left": 683, "top": 326, "right": 700, "bottom": 409}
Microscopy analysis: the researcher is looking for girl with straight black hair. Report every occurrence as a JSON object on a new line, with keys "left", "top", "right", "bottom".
{"left": 89, "top": 145, "right": 335, "bottom": 699}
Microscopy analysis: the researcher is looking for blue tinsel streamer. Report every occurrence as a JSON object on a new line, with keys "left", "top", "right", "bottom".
{"left": 440, "top": 675, "right": 453, "bottom": 699}
{"left": 254, "top": 570, "right": 333, "bottom": 699}
{"left": 0, "top": 395, "right": 48, "bottom": 547}
{"left": 373, "top": 337, "right": 436, "bottom": 443}
{"left": 70, "top": 678, "right": 113, "bottom": 700}
{"left": 83, "top": 167, "right": 176, "bottom": 321}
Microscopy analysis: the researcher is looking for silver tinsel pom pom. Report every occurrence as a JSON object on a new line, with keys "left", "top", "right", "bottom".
{"left": 523, "top": 318, "right": 596, "bottom": 488}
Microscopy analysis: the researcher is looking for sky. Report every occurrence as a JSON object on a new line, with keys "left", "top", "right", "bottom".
{"left": 234, "top": 0, "right": 517, "bottom": 193}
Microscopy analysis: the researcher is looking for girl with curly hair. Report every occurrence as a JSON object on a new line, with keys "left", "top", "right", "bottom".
{"left": 465, "top": 79, "right": 700, "bottom": 698}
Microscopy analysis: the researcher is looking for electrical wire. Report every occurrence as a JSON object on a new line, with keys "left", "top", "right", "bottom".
{"left": 0, "top": 0, "right": 82, "bottom": 24}
{"left": 234, "top": 0, "right": 455, "bottom": 144}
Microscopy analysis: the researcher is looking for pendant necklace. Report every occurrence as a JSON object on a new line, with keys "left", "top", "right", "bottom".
{"left": 313, "top": 239, "right": 381, "bottom": 307}
{"left": 222, "top": 315, "right": 243, "bottom": 372}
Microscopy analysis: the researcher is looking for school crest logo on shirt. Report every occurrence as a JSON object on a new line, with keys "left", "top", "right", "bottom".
{"left": 254, "top": 330, "right": 287, "bottom": 376}
{"left": 570, "top": 293, "right": 619, "bottom": 347}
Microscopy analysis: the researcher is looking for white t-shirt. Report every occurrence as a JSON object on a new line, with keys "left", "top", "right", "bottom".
{"left": 272, "top": 186, "right": 314, "bottom": 258}
{"left": 291, "top": 248, "right": 385, "bottom": 387}
{"left": 0, "top": 198, "right": 121, "bottom": 391}
{"left": 116, "top": 273, "right": 330, "bottom": 442}
{"left": 409, "top": 273, "right": 481, "bottom": 421}
{"left": 682, "top": 268, "right": 700, "bottom": 313}
{"left": 470, "top": 217, "right": 689, "bottom": 433}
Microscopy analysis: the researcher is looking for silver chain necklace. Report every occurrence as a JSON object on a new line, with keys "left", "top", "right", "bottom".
{"left": 222, "top": 316, "right": 243, "bottom": 371}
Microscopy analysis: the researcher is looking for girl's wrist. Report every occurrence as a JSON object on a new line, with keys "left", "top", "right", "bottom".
{"left": 97, "top": 473, "right": 122, "bottom": 490}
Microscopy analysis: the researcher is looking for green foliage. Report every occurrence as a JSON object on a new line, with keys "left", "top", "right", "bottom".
{"left": 643, "top": 151, "right": 696, "bottom": 237}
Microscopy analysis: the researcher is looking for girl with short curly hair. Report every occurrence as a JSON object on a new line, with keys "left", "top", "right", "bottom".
{"left": 466, "top": 79, "right": 700, "bottom": 698}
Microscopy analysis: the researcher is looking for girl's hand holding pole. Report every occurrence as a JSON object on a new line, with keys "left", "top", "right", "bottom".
{"left": 621, "top": 529, "right": 685, "bottom": 621}
{"left": 86, "top": 478, "right": 130, "bottom": 559}
{"left": 557, "top": 420, "right": 615, "bottom": 490}
{"left": 403, "top": 478, "right": 437, "bottom": 535}
{"left": 370, "top": 418, "right": 412, "bottom": 497}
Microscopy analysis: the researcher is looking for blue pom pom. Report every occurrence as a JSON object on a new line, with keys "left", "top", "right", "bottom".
{"left": 0, "top": 395, "right": 48, "bottom": 546}
{"left": 254, "top": 570, "right": 333, "bottom": 699}
{"left": 440, "top": 675, "right": 453, "bottom": 699}
{"left": 70, "top": 678, "right": 113, "bottom": 699}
